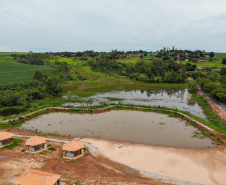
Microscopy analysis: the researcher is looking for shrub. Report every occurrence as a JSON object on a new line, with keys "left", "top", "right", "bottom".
{"left": 48, "top": 147, "right": 56, "bottom": 151}
{"left": 2, "top": 138, "right": 23, "bottom": 150}
{"left": 222, "top": 58, "right": 226, "bottom": 65}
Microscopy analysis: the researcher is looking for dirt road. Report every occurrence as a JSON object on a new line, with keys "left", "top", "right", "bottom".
{"left": 197, "top": 89, "right": 226, "bottom": 122}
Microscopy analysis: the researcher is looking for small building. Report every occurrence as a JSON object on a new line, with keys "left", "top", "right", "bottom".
{"left": 63, "top": 140, "right": 84, "bottom": 159}
{"left": 0, "top": 132, "right": 14, "bottom": 147}
{"left": 26, "top": 136, "right": 46, "bottom": 152}
{"left": 13, "top": 169, "right": 61, "bottom": 185}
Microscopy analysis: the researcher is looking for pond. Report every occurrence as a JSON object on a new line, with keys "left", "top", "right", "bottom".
{"left": 0, "top": 108, "right": 25, "bottom": 117}
{"left": 63, "top": 88, "right": 207, "bottom": 120}
{"left": 20, "top": 110, "right": 215, "bottom": 149}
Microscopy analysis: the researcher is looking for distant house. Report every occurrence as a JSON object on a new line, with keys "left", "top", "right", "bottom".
{"left": 26, "top": 136, "right": 46, "bottom": 152}
{"left": 63, "top": 140, "right": 84, "bottom": 159}
{"left": 13, "top": 169, "right": 61, "bottom": 185}
{"left": 0, "top": 132, "right": 14, "bottom": 147}
{"left": 29, "top": 51, "right": 33, "bottom": 53}
{"left": 185, "top": 59, "right": 189, "bottom": 61}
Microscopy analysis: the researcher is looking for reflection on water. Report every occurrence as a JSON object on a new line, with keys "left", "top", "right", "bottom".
{"left": 21, "top": 111, "right": 215, "bottom": 149}
{"left": 63, "top": 88, "right": 207, "bottom": 120}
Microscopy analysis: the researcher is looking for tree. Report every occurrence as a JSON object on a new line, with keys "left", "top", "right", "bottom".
{"left": 188, "top": 80, "right": 199, "bottom": 93}
{"left": 45, "top": 77, "right": 62, "bottom": 96}
{"left": 220, "top": 67, "right": 226, "bottom": 76}
{"left": 222, "top": 58, "right": 226, "bottom": 65}
{"left": 203, "top": 82, "right": 219, "bottom": 93}
{"left": 34, "top": 70, "right": 43, "bottom": 81}
{"left": 209, "top": 52, "right": 215, "bottom": 57}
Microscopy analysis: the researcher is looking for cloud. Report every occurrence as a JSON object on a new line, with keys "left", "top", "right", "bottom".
{"left": 0, "top": 0, "right": 226, "bottom": 52}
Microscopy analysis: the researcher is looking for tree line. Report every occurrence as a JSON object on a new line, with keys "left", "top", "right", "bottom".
{"left": 189, "top": 68, "right": 226, "bottom": 103}
{"left": 88, "top": 57, "right": 186, "bottom": 83}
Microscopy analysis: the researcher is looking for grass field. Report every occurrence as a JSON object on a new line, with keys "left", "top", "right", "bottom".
{"left": 180, "top": 60, "right": 224, "bottom": 68}
{"left": 0, "top": 55, "right": 52, "bottom": 84}
{"left": 0, "top": 52, "right": 28, "bottom": 56}
{"left": 117, "top": 58, "right": 139, "bottom": 63}
{"left": 50, "top": 57, "right": 84, "bottom": 66}
{"left": 215, "top": 53, "right": 226, "bottom": 59}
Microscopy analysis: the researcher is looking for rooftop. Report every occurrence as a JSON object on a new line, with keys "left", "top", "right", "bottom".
{"left": 0, "top": 132, "right": 13, "bottom": 141}
{"left": 63, "top": 140, "right": 84, "bottom": 152}
{"left": 25, "top": 136, "right": 46, "bottom": 146}
{"left": 13, "top": 169, "right": 60, "bottom": 185}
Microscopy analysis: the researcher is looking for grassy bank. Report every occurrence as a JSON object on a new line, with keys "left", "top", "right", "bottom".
{"left": 64, "top": 77, "right": 187, "bottom": 97}
{"left": 191, "top": 94, "right": 226, "bottom": 133}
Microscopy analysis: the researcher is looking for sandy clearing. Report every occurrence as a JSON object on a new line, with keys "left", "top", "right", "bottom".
{"left": 81, "top": 138, "right": 226, "bottom": 185}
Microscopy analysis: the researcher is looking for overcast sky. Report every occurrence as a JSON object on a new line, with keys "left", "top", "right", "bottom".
{"left": 0, "top": 0, "right": 226, "bottom": 52}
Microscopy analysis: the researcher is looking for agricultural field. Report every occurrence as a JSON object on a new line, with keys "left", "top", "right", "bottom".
{"left": 215, "top": 52, "right": 226, "bottom": 59}
{"left": 0, "top": 54, "right": 52, "bottom": 84}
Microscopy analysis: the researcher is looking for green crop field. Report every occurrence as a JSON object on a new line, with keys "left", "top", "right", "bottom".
{"left": 215, "top": 53, "right": 226, "bottom": 59}
{"left": 0, "top": 55, "right": 52, "bottom": 84}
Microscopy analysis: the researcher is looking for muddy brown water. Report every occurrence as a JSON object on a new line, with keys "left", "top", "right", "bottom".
{"left": 20, "top": 110, "right": 215, "bottom": 149}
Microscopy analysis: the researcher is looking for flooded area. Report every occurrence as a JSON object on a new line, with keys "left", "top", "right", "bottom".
{"left": 63, "top": 88, "right": 207, "bottom": 120}
{"left": 0, "top": 108, "right": 25, "bottom": 117}
{"left": 20, "top": 110, "right": 215, "bottom": 148}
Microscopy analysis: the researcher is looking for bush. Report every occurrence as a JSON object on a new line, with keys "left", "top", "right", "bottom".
{"left": 74, "top": 181, "right": 83, "bottom": 185}
{"left": 222, "top": 58, "right": 226, "bottom": 65}
{"left": 48, "top": 147, "right": 56, "bottom": 151}
{"left": 2, "top": 138, "right": 23, "bottom": 150}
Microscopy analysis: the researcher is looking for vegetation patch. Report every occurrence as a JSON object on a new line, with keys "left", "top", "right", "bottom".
{"left": 191, "top": 94, "right": 226, "bottom": 133}
{"left": 2, "top": 138, "right": 23, "bottom": 150}
{"left": 48, "top": 147, "right": 56, "bottom": 151}
{"left": 39, "top": 150, "right": 48, "bottom": 155}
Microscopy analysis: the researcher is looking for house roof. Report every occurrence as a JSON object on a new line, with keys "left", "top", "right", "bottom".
{"left": 25, "top": 136, "right": 46, "bottom": 146}
{"left": 13, "top": 169, "right": 60, "bottom": 185}
{"left": 0, "top": 132, "right": 13, "bottom": 141}
{"left": 63, "top": 140, "right": 84, "bottom": 152}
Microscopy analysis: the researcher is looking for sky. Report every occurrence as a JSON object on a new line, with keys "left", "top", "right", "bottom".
{"left": 0, "top": 0, "right": 226, "bottom": 52}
